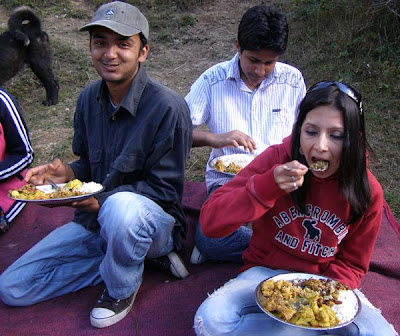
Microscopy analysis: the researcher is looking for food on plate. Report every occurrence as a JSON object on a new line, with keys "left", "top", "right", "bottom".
{"left": 9, "top": 184, "right": 47, "bottom": 200}
{"left": 258, "top": 277, "right": 351, "bottom": 328}
{"left": 213, "top": 154, "right": 256, "bottom": 174}
{"left": 64, "top": 179, "right": 83, "bottom": 190}
{"left": 309, "top": 160, "right": 329, "bottom": 171}
{"left": 215, "top": 159, "right": 244, "bottom": 174}
{"left": 8, "top": 179, "right": 102, "bottom": 200}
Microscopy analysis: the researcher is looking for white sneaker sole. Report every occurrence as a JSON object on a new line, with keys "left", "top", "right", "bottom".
{"left": 190, "top": 246, "right": 206, "bottom": 265}
{"left": 168, "top": 252, "right": 190, "bottom": 279}
{"left": 90, "top": 285, "right": 140, "bottom": 329}
{"left": 90, "top": 304, "right": 132, "bottom": 329}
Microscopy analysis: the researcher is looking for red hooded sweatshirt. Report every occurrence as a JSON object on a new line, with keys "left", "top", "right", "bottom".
{"left": 200, "top": 136, "right": 383, "bottom": 289}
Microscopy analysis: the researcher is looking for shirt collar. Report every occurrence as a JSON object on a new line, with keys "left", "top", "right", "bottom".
{"left": 97, "top": 65, "right": 149, "bottom": 117}
{"left": 227, "top": 53, "right": 241, "bottom": 81}
{"left": 228, "top": 52, "right": 278, "bottom": 89}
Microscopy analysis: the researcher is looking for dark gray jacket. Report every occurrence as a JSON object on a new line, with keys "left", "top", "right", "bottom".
{"left": 70, "top": 65, "right": 192, "bottom": 250}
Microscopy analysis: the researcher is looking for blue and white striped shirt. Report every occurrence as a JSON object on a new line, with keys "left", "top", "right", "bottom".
{"left": 185, "top": 53, "right": 306, "bottom": 192}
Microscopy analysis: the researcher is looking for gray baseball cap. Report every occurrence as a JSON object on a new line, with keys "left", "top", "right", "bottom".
{"left": 80, "top": 1, "right": 149, "bottom": 40}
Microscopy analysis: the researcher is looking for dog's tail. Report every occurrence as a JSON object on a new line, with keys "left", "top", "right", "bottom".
{"left": 8, "top": 6, "right": 42, "bottom": 37}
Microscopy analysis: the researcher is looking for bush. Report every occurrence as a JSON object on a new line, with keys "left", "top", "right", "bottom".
{"left": 292, "top": 0, "right": 400, "bottom": 57}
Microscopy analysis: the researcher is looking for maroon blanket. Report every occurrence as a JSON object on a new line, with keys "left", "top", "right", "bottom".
{"left": 0, "top": 182, "right": 399, "bottom": 335}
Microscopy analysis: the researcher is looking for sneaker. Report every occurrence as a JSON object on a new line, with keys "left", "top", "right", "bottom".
{"left": 190, "top": 246, "right": 207, "bottom": 264}
{"left": 90, "top": 288, "right": 137, "bottom": 328}
{"left": 146, "top": 251, "right": 189, "bottom": 279}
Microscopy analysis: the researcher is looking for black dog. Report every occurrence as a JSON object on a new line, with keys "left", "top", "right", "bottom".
{"left": 0, "top": 6, "right": 59, "bottom": 106}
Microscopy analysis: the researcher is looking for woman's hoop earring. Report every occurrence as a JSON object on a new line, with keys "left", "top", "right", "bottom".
{"left": 299, "top": 147, "right": 304, "bottom": 155}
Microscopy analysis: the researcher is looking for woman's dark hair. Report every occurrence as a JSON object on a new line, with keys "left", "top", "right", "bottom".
{"left": 291, "top": 82, "right": 371, "bottom": 223}
{"left": 237, "top": 5, "right": 288, "bottom": 54}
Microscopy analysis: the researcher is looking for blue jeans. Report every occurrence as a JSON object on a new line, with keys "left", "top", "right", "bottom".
{"left": 195, "top": 185, "right": 252, "bottom": 263}
{"left": 0, "top": 192, "right": 175, "bottom": 306}
{"left": 194, "top": 266, "right": 398, "bottom": 336}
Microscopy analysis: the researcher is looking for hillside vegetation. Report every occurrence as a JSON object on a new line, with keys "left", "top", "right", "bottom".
{"left": 0, "top": 0, "right": 399, "bottom": 218}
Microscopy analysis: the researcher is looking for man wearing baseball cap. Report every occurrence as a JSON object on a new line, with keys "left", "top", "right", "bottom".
{"left": 0, "top": 1, "right": 192, "bottom": 329}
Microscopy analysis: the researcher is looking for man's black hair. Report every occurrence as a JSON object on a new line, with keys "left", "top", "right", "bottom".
{"left": 237, "top": 5, "right": 288, "bottom": 54}
{"left": 139, "top": 32, "right": 148, "bottom": 50}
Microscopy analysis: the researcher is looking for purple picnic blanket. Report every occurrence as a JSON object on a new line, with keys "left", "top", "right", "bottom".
{"left": 0, "top": 181, "right": 399, "bottom": 335}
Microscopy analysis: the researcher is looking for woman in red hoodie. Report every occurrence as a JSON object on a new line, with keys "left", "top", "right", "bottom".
{"left": 194, "top": 81, "right": 397, "bottom": 336}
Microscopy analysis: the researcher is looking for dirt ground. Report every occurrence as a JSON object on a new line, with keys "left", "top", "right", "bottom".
{"left": 0, "top": 0, "right": 269, "bottom": 181}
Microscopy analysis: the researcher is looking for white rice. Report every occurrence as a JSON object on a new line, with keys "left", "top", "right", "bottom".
{"left": 78, "top": 182, "right": 103, "bottom": 193}
{"left": 331, "top": 290, "right": 359, "bottom": 324}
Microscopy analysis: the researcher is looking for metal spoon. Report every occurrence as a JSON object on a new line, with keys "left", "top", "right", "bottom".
{"left": 45, "top": 178, "right": 60, "bottom": 191}
{"left": 283, "top": 162, "right": 329, "bottom": 172}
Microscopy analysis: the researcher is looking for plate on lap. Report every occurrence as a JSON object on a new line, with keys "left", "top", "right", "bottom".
{"left": 209, "top": 153, "right": 256, "bottom": 176}
{"left": 8, "top": 180, "right": 104, "bottom": 206}
{"left": 255, "top": 272, "right": 361, "bottom": 330}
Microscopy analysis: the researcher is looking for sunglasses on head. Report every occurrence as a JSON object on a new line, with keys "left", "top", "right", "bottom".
{"left": 307, "top": 81, "right": 363, "bottom": 114}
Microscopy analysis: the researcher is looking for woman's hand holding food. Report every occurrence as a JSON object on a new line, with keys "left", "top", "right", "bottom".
{"left": 25, "top": 158, "right": 75, "bottom": 186}
{"left": 273, "top": 160, "right": 308, "bottom": 193}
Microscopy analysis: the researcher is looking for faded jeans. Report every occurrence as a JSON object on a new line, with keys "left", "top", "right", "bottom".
{"left": 194, "top": 266, "right": 398, "bottom": 336}
{"left": 194, "top": 185, "right": 252, "bottom": 263}
{"left": 0, "top": 192, "right": 175, "bottom": 305}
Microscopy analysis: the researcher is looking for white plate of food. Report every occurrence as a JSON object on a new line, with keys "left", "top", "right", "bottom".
{"left": 8, "top": 179, "right": 104, "bottom": 206}
{"left": 209, "top": 153, "right": 256, "bottom": 176}
{"left": 255, "top": 272, "right": 361, "bottom": 330}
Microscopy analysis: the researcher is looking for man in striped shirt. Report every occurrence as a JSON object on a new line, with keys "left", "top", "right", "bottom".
{"left": 185, "top": 5, "right": 306, "bottom": 264}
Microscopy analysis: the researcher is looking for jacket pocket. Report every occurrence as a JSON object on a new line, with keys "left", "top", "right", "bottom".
{"left": 112, "top": 153, "right": 145, "bottom": 173}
